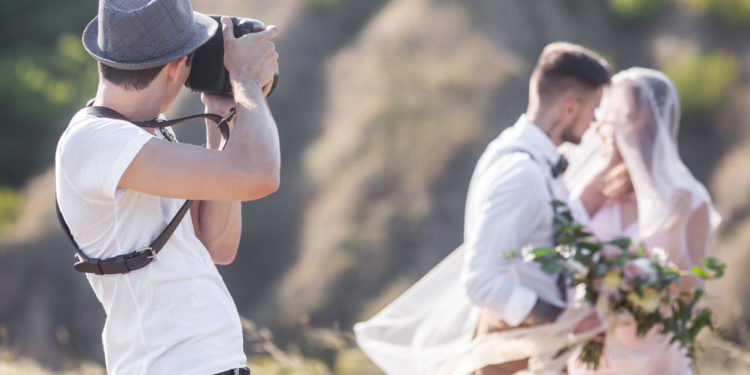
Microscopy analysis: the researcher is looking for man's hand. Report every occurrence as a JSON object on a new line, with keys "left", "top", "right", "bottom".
{"left": 221, "top": 16, "right": 278, "bottom": 96}
{"left": 201, "top": 93, "right": 234, "bottom": 117}
{"left": 200, "top": 93, "right": 235, "bottom": 150}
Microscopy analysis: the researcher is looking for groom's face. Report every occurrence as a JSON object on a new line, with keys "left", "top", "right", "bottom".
{"left": 561, "top": 87, "right": 604, "bottom": 145}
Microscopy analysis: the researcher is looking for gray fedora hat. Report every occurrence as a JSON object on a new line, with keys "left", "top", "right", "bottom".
{"left": 82, "top": 0, "right": 218, "bottom": 70}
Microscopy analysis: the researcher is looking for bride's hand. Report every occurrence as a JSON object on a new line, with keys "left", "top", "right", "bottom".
{"left": 599, "top": 141, "right": 633, "bottom": 200}
{"left": 602, "top": 162, "right": 633, "bottom": 199}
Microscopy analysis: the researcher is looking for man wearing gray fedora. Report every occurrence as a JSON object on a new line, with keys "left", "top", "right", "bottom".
{"left": 54, "top": 0, "right": 279, "bottom": 373}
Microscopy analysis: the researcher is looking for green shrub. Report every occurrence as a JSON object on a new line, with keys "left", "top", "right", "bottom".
{"left": 0, "top": 186, "right": 21, "bottom": 234}
{"left": 0, "top": 1, "right": 98, "bottom": 188}
{"left": 661, "top": 50, "right": 741, "bottom": 119}
{"left": 607, "top": 0, "right": 669, "bottom": 21}
{"left": 306, "top": 0, "right": 340, "bottom": 10}
{"left": 681, "top": 0, "right": 750, "bottom": 27}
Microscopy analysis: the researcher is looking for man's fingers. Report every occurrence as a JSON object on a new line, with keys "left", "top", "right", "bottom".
{"left": 255, "top": 25, "right": 279, "bottom": 40}
{"left": 221, "top": 16, "right": 235, "bottom": 42}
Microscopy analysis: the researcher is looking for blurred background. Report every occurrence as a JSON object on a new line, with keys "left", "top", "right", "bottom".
{"left": 1, "top": 0, "right": 750, "bottom": 373}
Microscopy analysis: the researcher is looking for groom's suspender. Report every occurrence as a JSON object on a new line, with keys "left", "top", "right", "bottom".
{"left": 494, "top": 147, "right": 568, "bottom": 299}
{"left": 491, "top": 146, "right": 558, "bottom": 207}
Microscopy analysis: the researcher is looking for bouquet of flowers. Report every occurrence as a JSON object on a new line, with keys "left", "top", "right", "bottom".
{"left": 505, "top": 200, "right": 725, "bottom": 370}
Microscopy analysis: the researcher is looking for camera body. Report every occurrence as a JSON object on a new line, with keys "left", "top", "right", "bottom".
{"left": 185, "top": 15, "right": 279, "bottom": 96}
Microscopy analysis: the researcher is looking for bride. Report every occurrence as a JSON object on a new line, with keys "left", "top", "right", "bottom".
{"left": 563, "top": 68, "right": 720, "bottom": 374}
{"left": 353, "top": 68, "right": 720, "bottom": 375}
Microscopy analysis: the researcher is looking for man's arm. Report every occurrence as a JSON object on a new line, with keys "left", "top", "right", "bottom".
{"left": 189, "top": 94, "right": 244, "bottom": 264}
{"left": 119, "top": 19, "right": 281, "bottom": 202}
{"left": 462, "top": 157, "right": 565, "bottom": 327}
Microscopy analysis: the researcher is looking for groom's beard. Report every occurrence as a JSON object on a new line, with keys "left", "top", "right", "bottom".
{"left": 560, "top": 115, "right": 585, "bottom": 145}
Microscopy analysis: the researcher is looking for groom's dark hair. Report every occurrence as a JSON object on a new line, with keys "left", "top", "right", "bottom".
{"left": 530, "top": 42, "right": 612, "bottom": 103}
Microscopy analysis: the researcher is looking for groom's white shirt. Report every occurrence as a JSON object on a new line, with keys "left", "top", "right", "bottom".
{"left": 462, "top": 114, "right": 589, "bottom": 327}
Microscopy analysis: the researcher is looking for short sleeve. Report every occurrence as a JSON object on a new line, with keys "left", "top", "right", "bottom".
{"left": 58, "top": 116, "right": 154, "bottom": 201}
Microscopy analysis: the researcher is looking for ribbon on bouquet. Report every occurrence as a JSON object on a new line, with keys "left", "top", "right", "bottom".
{"left": 438, "top": 296, "right": 649, "bottom": 375}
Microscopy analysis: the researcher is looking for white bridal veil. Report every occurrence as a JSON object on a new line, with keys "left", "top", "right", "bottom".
{"left": 354, "top": 246, "right": 480, "bottom": 374}
{"left": 565, "top": 67, "right": 721, "bottom": 268}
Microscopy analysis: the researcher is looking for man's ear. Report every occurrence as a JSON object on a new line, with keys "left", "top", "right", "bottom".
{"left": 563, "top": 97, "right": 580, "bottom": 118}
{"left": 164, "top": 56, "right": 188, "bottom": 84}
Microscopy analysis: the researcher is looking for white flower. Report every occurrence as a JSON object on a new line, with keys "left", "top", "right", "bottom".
{"left": 565, "top": 259, "right": 589, "bottom": 279}
{"left": 521, "top": 246, "right": 535, "bottom": 262}
{"left": 634, "top": 258, "right": 657, "bottom": 279}
{"left": 648, "top": 246, "right": 668, "bottom": 267}
{"left": 556, "top": 244, "right": 575, "bottom": 258}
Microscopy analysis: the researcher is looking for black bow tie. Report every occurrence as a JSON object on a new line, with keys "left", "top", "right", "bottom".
{"left": 551, "top": 156, "right": 568, "bottom": 178}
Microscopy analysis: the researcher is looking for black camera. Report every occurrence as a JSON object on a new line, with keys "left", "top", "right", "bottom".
{"left": 185, "top": 15, "right": 279, "bottom": 96}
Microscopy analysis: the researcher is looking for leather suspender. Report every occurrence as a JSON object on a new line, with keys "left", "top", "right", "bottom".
{"left": 56, "top": 105, "right": 234, "bottom": 275}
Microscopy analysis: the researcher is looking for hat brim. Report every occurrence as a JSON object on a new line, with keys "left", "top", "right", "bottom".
{"left": 82, "top": 11, "right": 218, "bottom": 70}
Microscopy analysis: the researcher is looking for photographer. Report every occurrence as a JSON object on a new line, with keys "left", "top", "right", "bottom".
{"left": 54, "top": 0, "right": 279, "bottom": 373}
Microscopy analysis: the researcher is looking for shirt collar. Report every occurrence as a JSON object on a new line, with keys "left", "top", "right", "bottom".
{"left": 513, "top": 114, "right": 562, "bottom": 166}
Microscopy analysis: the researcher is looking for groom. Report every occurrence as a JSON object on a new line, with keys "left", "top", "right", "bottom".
{"left": 462, "top": 42, "right": 612, "bottom": 374}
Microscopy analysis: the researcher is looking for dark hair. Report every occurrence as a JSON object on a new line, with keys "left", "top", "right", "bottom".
{"left": 531, "top": 42, "right": 612, "bottom": 102}
{"left": 99, "top": 52, "right": 195, "bottom": 90}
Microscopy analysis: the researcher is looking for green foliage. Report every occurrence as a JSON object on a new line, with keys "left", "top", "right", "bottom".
{"left": 0, "top": 0, "right": 98, "bottom": 187}
{"left": 0, "top": 186, "right": 21, "bottom": 233}
{"left": 661, "top": 50, "right": 740, "bottom": 119}
{"left": 305, "top": 0, "right": 341, "bottom": 10}
{"left": 607, "top": 0, "right": 669, "bottom": 21}
{"left": 681, "top": 0, "right": 750, "bottom": 27}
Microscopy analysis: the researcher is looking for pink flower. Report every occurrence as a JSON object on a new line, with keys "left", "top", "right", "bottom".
{"left": 601, "top": 245, "right": 624, "bottom": 261}
{"left": 623, "top": 258, "right": 657, "bottom": 284}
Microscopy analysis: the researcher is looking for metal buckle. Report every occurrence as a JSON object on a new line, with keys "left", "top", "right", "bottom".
{"left": 135, "top": 247, "right": 156, "bottom": 261}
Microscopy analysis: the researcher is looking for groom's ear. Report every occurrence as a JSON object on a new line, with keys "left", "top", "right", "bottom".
{"left": 561, "top": 97, "right": 580, "bottom": 120}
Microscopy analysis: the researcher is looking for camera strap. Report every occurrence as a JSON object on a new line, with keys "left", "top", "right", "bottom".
{"left": 56, "top": 103, "right": 235, "bottom": 275}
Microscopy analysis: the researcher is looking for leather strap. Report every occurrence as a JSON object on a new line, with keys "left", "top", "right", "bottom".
{"left": 84, "top": 105, "right": 234, "bottom": 139}
{"left": 57, "top": 104, "right": 233, "bottom": 275}
{"left": 214, "top": 367, "right": 250, "bottom": 375}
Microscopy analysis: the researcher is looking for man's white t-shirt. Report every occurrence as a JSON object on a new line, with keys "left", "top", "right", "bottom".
{"left": 55, "top": 109, "right": 247, "bottom": 374}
